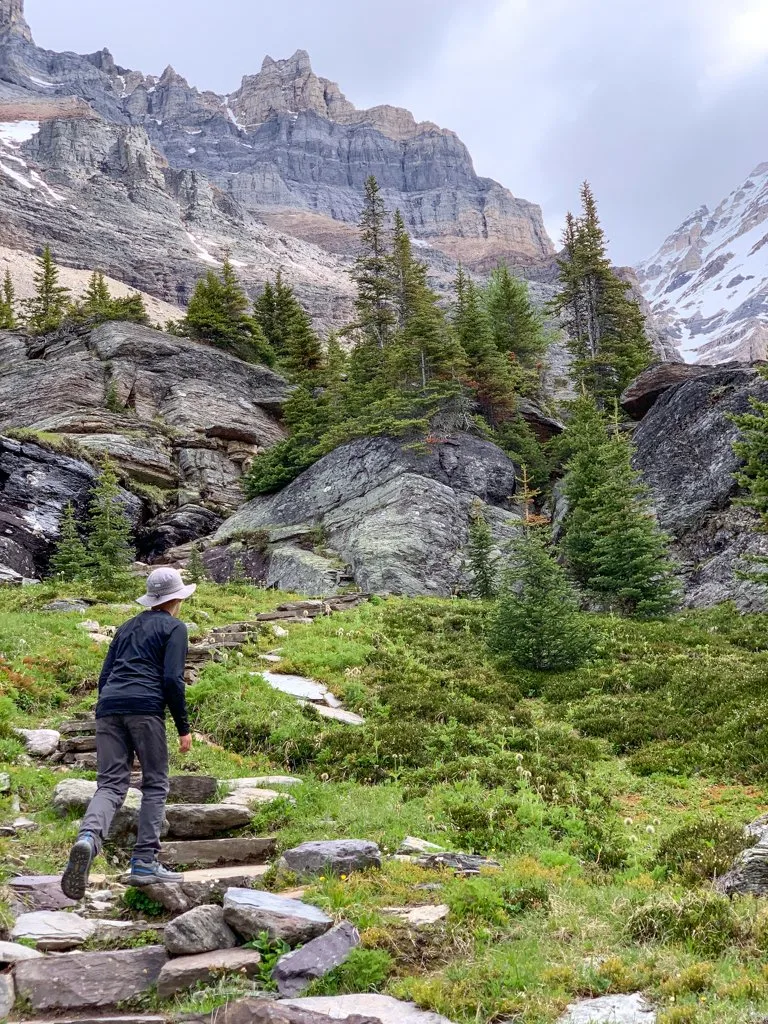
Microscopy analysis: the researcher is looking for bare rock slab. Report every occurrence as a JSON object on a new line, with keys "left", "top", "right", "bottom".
{"left": 0, "top": 940, "right": 45, "bottom": 964}
{"left": 7, "top": 874, "right": 77, "bottom": 911}
{"left": 165, "top": 802, "right": 252, "bottom": 838}
{"left": 280, "top": 840, "right": 382, "bottom": 879}
{"left": 157, "top": 948, "right": 263, "bottom": 997}
{"left": 381, "top": 905, "right": 449, "bottom": 928}
{"left": 133, "top": 865, "right": 270, "bottom": 913}
{"left": 284, "top": 994, "right": 459, "bottom": 1023}
{"left": 226, "top": 777, "right": 303, "bottom": 789}
{"left": 167, "top": 775, "right": 218, "bottom": 804}
{"left": 13, "top": 728, "right": 60, "bottom": 757}
{"left": 164, "top": 904, "right": 237, "bottom": 956}
{"left": 273, "top": 922, "right": 360, "bottom": 997}
{"left": 223, "top": 889, "right": 332, "bottom": 945}
{"left": 11, "top": 910, "right": 96, "bottom": 951}
{"left": 716, "top": 841, "right": 768, "bottom": 896}
{"left": 310, "top": 705, "right": 364, "bottom": 726}
{"left": 13, "top": 946, "right": 168, "bottom": 1011}
{"left": 261, "top": 672, "right": 329, "bottom": 702}
{"left": 557, "top": 994, "right": 656, "bottom": 1023}
{"left": 0, "top": 974, "right": 14, "bottom": 1020}
{"left": 397, "top": 837, "right": 445, "bottom": 856}
{"left": 159, "top": 836, "right": 276, "bottom": 868}
{"left": 222, "top": 788, "right": 284, "bottom": 808}
{"left": 198, "top": 999, "right": 382, "bottom": 1024}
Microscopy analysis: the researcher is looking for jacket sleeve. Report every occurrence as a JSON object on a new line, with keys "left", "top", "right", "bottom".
{"left": 163, "top": 623, "right": 190, "bottom": 736}
{"left": 97, "top": 631, "right": 120, "bottom": 693}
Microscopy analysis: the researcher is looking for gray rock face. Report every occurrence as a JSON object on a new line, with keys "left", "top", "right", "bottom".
{"left": 629, "top": 363, "right": 768, "bottom": 608}
{"left": 223, "top": 889, "right": 333, "bottom": 945}
{"left": 215, "top": 433, "right": 519, "bottom": 597}
{"left": 716, "top": 841, "right": 768, "bottom": 896}
{"left": 136, "top": 866, "right": 270, "bottom": 914}
{"left": 273, "top": 922, "right": 360, "bottom": 997}
{"left": 557, "top": 993, "right": 656, "bottom": 1023}
{"left": 0, "top": 939, "right": 45, "bottom": 964}
{"left": 157, "top": 948, "right": 264, "bottom": 998}
{"left": 139, "top": 505, "right": 223, "bottom": 562}
{"left": 283, "top": 995, "right": 458, "bottom": 1024}
{"left": 163, "top": 904, "right": 238, "bottom": 956}
{"left": 164, "top": 803, "right": 253, "bottom": 839}
{"left": 13, "top": 945, "right": 169, "bottom": 1011}
{"left": 280, "top": 840, "right": 382, "bottom": 880}
{"left": 166, "top": 775, "right": 218, "bottom": 804}
{"left": 0, "top": 973, "right": 13, "bottom": 1021}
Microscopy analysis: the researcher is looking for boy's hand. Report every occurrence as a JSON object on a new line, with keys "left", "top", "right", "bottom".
{"left": 179, "top": 734, "right": 192, "bottom": 755}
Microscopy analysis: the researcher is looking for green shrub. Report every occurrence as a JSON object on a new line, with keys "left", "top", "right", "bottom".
{"left": 243, "top": 931, "right": 291, "bottom": 990}
{"left": 626, "top": 890, "right": 740, "bottom": 955}
{"left": 122, "top": 888, "right": 165, "bottom": 918}
{"left": 445, "top": 875, "right": 549, "bottom": 926}
{"left": 655, "top": 817, "right": 754, "bottom": 885}
{"left": 306, "top": 948, "right": 393, "bottom": 996}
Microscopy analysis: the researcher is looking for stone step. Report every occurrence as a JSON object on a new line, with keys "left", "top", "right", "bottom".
{"left": 60, "top": 735, "right": 98, "bottom": 754}
{"left": 157, "top": 948, "right": 263, "bottom": 998}
{"left": 13, "top": 946, "right": 169, "bottom": 1011}
{"left": 166, "top": 775, "right": 217, "bottom": 804}
{"left": 59, "top": 719, "right": 97, "bottom": 735}
{"left": 158, "top": 836, "right": 276, "bottom": 868}
{"left": 164, "top": 802, "right": 252, "bottom": 839}
{"left": 20, "top": 1018, "right": 168, "bottom": 1024}
{"left": 127, "top": 864, "right": 271, "bottom": 914}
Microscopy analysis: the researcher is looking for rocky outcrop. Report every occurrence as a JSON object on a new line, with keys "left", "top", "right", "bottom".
{"left": 0, "top": 322, "right": 289, "bottom": 573}
{"left": 0, "top": 0, "right": 31, "bottom": 42}
{"left": 626, "top": 362, "right": 768, "bottom": 609}
{"left": 213, "top": 432, "right": 520, "bottom": 597}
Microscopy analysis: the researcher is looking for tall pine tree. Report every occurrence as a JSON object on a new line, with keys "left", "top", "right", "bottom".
{"left": 352, "top": 176, "right": 396, "bottom": 351}
{"left": 86, "top": 459, "right": 135, "bottom": 589}
{"left": 0, "top": 268, "right": 17, "bottom": 330}
{"left": 484, "top": 264, "right": 550, "bottom": 367}
{"left": 184, "top": 259, "right": 274, "bottom": 365}
{"left": 561, "top": 397, "right": 678, "bottom": 617}
{"left": 49, "top": 503, "right": 89, "bottom": 582}
{"left": 553, "top": 183, "right": 653, "bottom": 404}
{"left": 23, "top": 245, "right": 70, "bottom": 335}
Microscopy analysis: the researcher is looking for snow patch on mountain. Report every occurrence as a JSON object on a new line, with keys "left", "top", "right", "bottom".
{"left": 637, "top": 164, "right": 768, "bottom": 364}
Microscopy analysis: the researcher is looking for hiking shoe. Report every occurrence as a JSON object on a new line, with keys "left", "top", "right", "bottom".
{"left": 126, "top": 860, "right": 183, "bottom": 886}
{"left": 61, "top": 832, "right": 96, "bottom": 901}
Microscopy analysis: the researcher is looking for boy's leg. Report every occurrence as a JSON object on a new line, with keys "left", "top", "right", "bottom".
{"left": 62, "top": 715, "right": 132, "bottom": 899}
{"left": 125, "top": 715, "right": 179, "bottom": 881}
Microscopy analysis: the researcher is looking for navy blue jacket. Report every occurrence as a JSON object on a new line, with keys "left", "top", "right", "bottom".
{"left": 96, "top": 610, "right": 190, "bottom": 736}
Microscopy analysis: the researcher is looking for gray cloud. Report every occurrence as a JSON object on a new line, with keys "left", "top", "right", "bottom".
{"left": 26, "top": 0, "right": 768, "bottom": 264}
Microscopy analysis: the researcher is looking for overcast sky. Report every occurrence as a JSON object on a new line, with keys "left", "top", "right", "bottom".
{"left": 26, "top": 0, "right": 768, "bottom": 264}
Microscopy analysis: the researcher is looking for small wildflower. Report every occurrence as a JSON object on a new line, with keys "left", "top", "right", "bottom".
{"left": 624, "top": 817, "right": 634, "bottom": 826}
{"left": 646, "top": 825, "right": 656, "bottom": 835}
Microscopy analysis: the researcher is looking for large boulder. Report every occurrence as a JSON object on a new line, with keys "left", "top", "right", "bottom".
{"left": 52, "top": 778, "right": 161, "bottom": 843}
{"left": 272, "top": 922, "right": 360, "bottom": 997}
{"left": 283, "top": 996, "right": 459, "bottom": 1023}
{"left": 163, "top": 904, "right": 238, "bottom": 956}
{"left": 214, "top": 433, "right": 519, "bottom": 596}
{"left": 279, "top": 840, "right": 382, "bottom": 880}
{"left": 223, "top": 889, "right": 333, "bottom": 945}
{"left": 626, "top": 363, "right": 768, "bottom": 609}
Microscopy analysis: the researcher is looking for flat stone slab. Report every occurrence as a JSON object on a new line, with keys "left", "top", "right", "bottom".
{"left": 187, "top": 999, "right": 380, "bottom": 1024}
{"left": 131, "top": 865, "right": 270, "bottom": 914}
{"left": 381, "top": 905, "right": 450, "bottom": 927}
{"left": 43, "top": 599, "right": 92, "bottom": 612}
{"left": 0, "top": 939, "right": 45, "bottom": 964}
{"left": 310, "top": 704, "right": 365, "bottom": 726}
{"left": 260, "top": 671, "right": 329, "bottom": 702}
{"left": 159, "top": 836, "right": 276, "bottom": 868}
{"left": 222, "top": 788, "right": 283, "bottom": 807}
{"left": 0, "top": 975, "right": 14, "bottom": 1021}
{"left": 284, "top": 995, "right": 459, "bottom": 1023}
{"left": 164, "top": 904, "right": 237, "bottom": 956}
{"left": 7, "top": 874, "right": 76, "bottom": 911}
{"left": 225, "top": 776, "right": 303, "bottom": 789}
{"left": 280, "top": 840, "right": 382, "bottom": 879}
{"left": 23, "top": 1018, "right": 169, "bottom": 1024}
{"left": 223, "top": 889, "right": 333, "bottom": 945}
{"left": 273, "top": 922, "right": 360, "bottom": 997}
{"left": 92, "top": 919, "right": 165, "bottom": 943}
{"left": 397, "top": 837, "right": 445, "bottom": 856}
{"left": 167, "top": 775, "right": 218, "bottom": 804}
{"left": 14, "top": 946, "right": 169, "bottom": 1011}
{"left": 14, "top": 728, "right": 60, "bottom": 756}
{"left": 557, "top": 994, "right": 656, "bottom": 1023}
{"left": 157, "top": 948, "right": 263, "bottom": 998}
{"left": 164, "top": 802, "right": 253, "bottom": 838}
{"left": 11, "top": 910, "right": 96, "bottom": 951}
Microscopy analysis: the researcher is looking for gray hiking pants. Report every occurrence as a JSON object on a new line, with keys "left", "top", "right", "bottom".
{"left": 79, "top": 714, "right": 169, "bottom": 862}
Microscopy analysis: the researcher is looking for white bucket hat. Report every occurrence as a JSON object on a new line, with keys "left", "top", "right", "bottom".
{"left": 137, "top": 567, "right": 197, "bottom": 608}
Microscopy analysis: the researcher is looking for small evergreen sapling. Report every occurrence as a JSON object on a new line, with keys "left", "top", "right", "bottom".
{"left": 466, "top": 498, "right": 499, "bottom": 598}
{"left": 49, "top": 503, "right": 88, "bottom": 582}
{"left": 86, "top": 459, "right": 135, "bottom": 589}
{"left": 23, "top": 245, "right": 70, "bottom": 335}
{"left": 186, "top": 545, "right": 208, "bottom": 584}
{"left": 0, "top": 268, "right": 17, "bottom": 330}
{"left": 490, "top": 468, "right": 591, "bottom": 671}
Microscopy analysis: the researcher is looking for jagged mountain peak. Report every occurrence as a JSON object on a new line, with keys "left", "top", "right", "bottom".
{"left": 0, "top": 0, "right": 31, "bottom": 41}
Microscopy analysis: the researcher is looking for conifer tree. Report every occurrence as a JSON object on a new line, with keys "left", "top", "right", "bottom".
{"left": 281, "top": 305, "right": 324, "bottom": 381}
{"left": 453, "top": 273, "right": 516, "bottom": 426}
{"left": 466, "top": 498, "right": 498, "bottom": 598}
{"left": 109, "top": 292, "right": 149, "bottom": 325}
{"left": 0, "top": 268, "right": 17, "bottom": 330}
{"left": 184, "top": 259, "right": 274, "bottom": 365}
{"left": 490, "top": 467, "right": 591, "bottom": 670}
{"left": 83, "top": 271, "right": 112, "bottom": 318}
{"left": 23, "top": 245, "right": 70, "bottom": 335}
{"left": 561, "top": 397, "right": 678, "bottom": 617}
{"left": 485, "top": 264, "right": 550, "bottom": 366}
{"left": 728, "top": 368, "right": 768, "bottom": 584}
{"left": 86, "top": 459, "right": 135, "bottom": 589}
{"left": 49, "top": 503, "right": 89, "bottom": 582}
{"left": 352, "top": 175, "right": 396, "bottom": 350}
{"left": 253, "top": 279, "right": 277, "bottom": 349}
{"left": 187, "top": 545, "right": 208, "bottom": 584}
{"left": 553, "top": 183, "right": 653, "bottom": 404}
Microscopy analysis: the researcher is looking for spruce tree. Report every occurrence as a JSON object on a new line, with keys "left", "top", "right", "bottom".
{"left": 561, "top": 398, "right": 678, "bottom": 617}
{"left": 86, "top": 459, "right": 135, "bottom": 589}
{"left": 0, "top": 268, "right": 17, "bottom": 330}
{"left": 466, "top": 498, "right": 498, "bottom": 598}
{"left": 728, "top": 368, "right": 768, "bottom": 584}
{"left": 184, "top": 259, "right": 274, "bottom": 365}
{"left": 49, "top": 503, "right": 89, "bottom": 582}
{"left": 282, "top": 306, "right": 324, "bottom": 381}
{"left": 187, "top": 545, "right": 208, "bottom": 584}
{"left": 453, "top": 272, "right": 516, "bottom": 426}
{"left": 23, "top": 245, "right": 70, "bottom": 335}
{"left": 485, "top": 264, "right": 550, "bottom": 366}
{"left": 352, "top": 175, "right": 396, "bottom": 350}
{"left": 490, "top": 468, "right": 591, "bottom": 670}
{"left": 109, "top": 292, "right": 149, "bottom": 325}
{"left": 553, "top": 183, "right": 653, "bottom": 404}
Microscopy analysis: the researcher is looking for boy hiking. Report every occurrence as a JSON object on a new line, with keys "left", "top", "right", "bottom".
{"left": 61, "top": 567, "right": 196, "bottom": 900}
